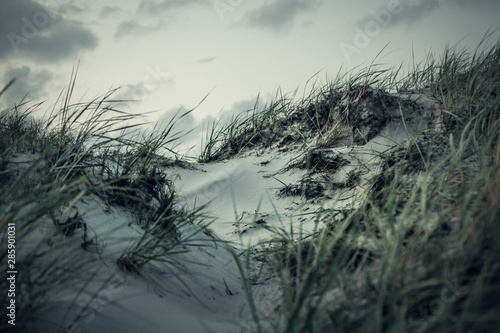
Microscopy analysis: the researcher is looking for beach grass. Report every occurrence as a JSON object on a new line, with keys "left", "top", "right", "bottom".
{"left": 226, "top": 34, "right": 500, "bottom": 332}
{"left": 0, "top": 71, "right": 214, "bottom": 331}
{"left": 0, "top": 33, "right": 499, "bottom": 332}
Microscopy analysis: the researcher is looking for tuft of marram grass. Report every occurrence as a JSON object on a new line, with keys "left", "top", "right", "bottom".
{"left": 229, "top": 35, "right": 500, "bottom": 333}
{"left": 0, "top": 72, "right": 215, "bottom": 332}
{"left": 1, "top": 33, "right": 499, "bottom": 333}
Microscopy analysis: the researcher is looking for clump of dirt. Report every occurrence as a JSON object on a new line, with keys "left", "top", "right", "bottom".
{"left": 330, "top": 86, "right": 425, "bottom": 145}
{"left": 208, "top": 85, "right": 432, "bottom": 161}
{"left": 278, "top": 178, "right": 326, "bottom": 200}
{"left": 380, "top": 133, "right": 450, "bottom": 174}
{"left": 305, "top": 149, "right": 349, "bottom": 173}
{"left": 298, "top": 91, "right": 343, "bottom": 132}
{"left": 232, "top": 212, "right": 270, "bottom": 235}
{"left": 286, "top": 86, "right": 427, "bottom": 148}
{"left": 286, "top": 149, "right": 350, "bottom": 174}
{"left": 343, "top": 170, "right": 361, "bottom": 188}
{"left": 277, "top": 148, "right": 354, "bottom": 200}
{"left": 278, "top": 133, "right": 300, "bottom": 148}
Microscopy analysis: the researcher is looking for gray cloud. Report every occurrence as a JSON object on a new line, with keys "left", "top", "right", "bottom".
{"left": 115, "top": 19, "right": 166, "bottom": 39}
{"left": 1, "top": 66, "right": 53, "bottom": 106}
{"left": 25, "top": 21, "right": 98, "bottom": 62}
{"left": 240, "top": 0, "right": 321, "bottom": 33}
{"left": 220, "top": 96, "right": 266, "bottom": 123}
{"left": 454, "top": 0, "right": 500, "bottom": 6}
{"left": 100, "top": 6, "right": 125, "bottom": 19}
{"left": 155, "top": 105, "right": 199, "bottom": 145}
{"left": 114, "top": 82, "right": 147, "bottom": 102}
{"left": 152, "top": 95, "right": 265, "bottom": 154}
{"left": 137, "top": 0, "right": 207, "bottom": 15}
{"left": 355, "top": 0, "right": 438, "bottom": 29}
{"left": 197, "top": 57, "right": 217, "bottom": 64}
{"left": 57, "top": 2, "right": 87, "bottom": 15}
{"left": 0, "top": 0, "right": 98, "bottom": 62}
{"left": 114, "top": 68, "right": 175, "bottom": 103}
{"left": 356, "top": 0, "right": 500, "bottom": 29}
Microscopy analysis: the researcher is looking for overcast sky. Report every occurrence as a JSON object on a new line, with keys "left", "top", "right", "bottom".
{"left": 1, "top": 0, "right": 499, "bottom": 152}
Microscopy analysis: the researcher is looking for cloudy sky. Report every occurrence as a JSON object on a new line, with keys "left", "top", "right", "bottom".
{"left": 1, "top": 0, "right": 499, "bottom": 152}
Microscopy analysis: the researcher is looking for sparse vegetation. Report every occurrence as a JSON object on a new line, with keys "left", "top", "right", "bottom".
{"left": 0, "top": 73, "right": 213, "bottom": 331}
{"left": 229, "top": 34, "right": 500, "bottom": 333}
{"left": 1, "top": 34, "right": 499, "bottom": 332}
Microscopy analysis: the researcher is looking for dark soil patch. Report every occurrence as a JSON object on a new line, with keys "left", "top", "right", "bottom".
{"left": 286, "top": 149, "right": 350, "bottom": 174}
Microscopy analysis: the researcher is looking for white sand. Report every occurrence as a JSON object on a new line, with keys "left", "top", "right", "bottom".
{"left": 22, "top": 91, "right": 435, "bottom": 332}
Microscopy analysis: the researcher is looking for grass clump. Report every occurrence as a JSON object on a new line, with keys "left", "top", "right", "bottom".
{"left": 232, "top": 35, "right": 500, "bottom": 333}
{"left": 0, "top": 73, "right": 211, "bottom": 331}
{"left": 1, "top": 30, "right": 499, "bottom": 333}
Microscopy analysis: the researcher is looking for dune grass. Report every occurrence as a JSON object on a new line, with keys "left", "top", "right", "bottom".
{"left": 223, "top": 35, "right": 500, "bottom": 332}
{"left": 0, "top": 73, "right": 215, "bottom": 331}
{"left": 1, "top": 34, "right": 499, "bottom": 332}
